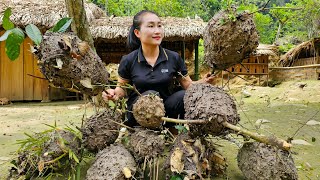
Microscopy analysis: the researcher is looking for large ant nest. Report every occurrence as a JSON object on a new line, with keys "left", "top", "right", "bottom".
{"left": 237, "top": 142, "right": 298, "bottom": 180}
{"left": 184, "top": 83, "right": 240, "bottom": 137}
{"left": 35, "top": 32, "right": 109, "bottom": 96}
{"left": 132, "top": 94, "right": 165, "bottom": 129}
{"left": 81, "top": 109, "right": 122, "bottom": 152}
{"left": 203, "top": 8, "right": 259, "bottom": 70}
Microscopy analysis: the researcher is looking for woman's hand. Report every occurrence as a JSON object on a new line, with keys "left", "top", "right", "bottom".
{"left": 102, "top": 89, "right": 119, "bottom": 101}
{"left": 202, "top": 73, "right": 215, "bottom": 84}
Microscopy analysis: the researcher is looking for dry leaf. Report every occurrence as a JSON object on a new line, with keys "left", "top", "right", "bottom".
{"left": 54, "top": 58, "right": 63, "bottom": 69}
{"left": 80, "top": 78, "right": 93, "bottom": 89}
{"left": 38, "top": 160, "right": 45, "bottom": 172}
{"left": 170, "top": 147, "right": 184, "bottom": 173}
{"left": 122, "top": 167, "right": 132, "bottom": 178}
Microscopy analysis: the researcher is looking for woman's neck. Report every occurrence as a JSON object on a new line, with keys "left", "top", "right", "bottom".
{"left": 141, "top": 44, "right": 159, "bottom": 66}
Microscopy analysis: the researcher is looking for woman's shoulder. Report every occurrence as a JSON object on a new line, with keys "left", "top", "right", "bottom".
{"left": 122, "top": 49, "right": 139, "bottom": 61}
{"left": 162, "top": 47, "right": 179, "bottom": 58}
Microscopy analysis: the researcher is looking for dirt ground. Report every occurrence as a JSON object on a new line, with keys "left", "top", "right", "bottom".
{"left": 0, "top": 79, "right": 320, "bottom": 179}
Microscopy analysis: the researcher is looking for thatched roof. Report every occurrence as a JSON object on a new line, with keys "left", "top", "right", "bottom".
{"left": 0, "top": 0, "right": 105, "bottom": 30}
{"left": 255, "top": 44, "right": 278, "bottom": 56}
{"left": 279, "top": 38, "right": 320, "bottom": 67}
{"left": 90, "top": 16, "right": 206, "bottom": 42}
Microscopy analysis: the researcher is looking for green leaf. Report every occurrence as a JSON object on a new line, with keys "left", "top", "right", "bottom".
{"left": 0, "top": 29, "right": 13, "bottom": 41}
{"left": 108, "top": 100, "right": 116, "bottom": 108}
{"left": 174, "top": 125, "right": 187, "bottom": 134}
{"left": 25, "top": 24, "right": 42, "bottom": 46}
{"left": 5, "top": 28, "right": 25, "bottom": 61}
{"left": 51, "top": 18, "right": 72, "bottom": 32}
{"left": 3, "top": 8, "right": 14, "bottom": 30}
{"left": 170, "top": 174, "right": 183, "bottom": 180}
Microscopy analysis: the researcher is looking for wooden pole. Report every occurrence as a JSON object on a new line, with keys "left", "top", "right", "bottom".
{"left": 161, "top": 116, "right": 292, "bottom": 151}
{"left": 194, "top": 40, "right": 199, "bottom": 80}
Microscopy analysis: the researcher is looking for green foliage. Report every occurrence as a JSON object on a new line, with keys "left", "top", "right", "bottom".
{"left": 50, "top": 18, "right": 73, "bottom": 33}
{"left": 278, "top": 43, "right": 294, "bottom": 54}
{"left": 5, "top": 28, "right": 25, "bottom": 61}
{"left": 174, "top": 125, "right": 188, "bottom": 134}
{"left": 3, "top": 8, "right": 14, "bottom": 30}
{"left": 12, "top": 123, "right": 82, "bottom": 179}
{"left": 26, "top": 24, "right": 42, "bottom": 46}
{"left": 170, "top": 174, "right": 184, "bottom": 180}
{"left": 1, "top": 8, "right": 73, "bottom": 61}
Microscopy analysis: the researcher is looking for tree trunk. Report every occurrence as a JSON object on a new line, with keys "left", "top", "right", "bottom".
{"left": 65, "top": 0, "right": 95, "bottom": 49}
{"left": 275, "top": 22, "right": 282, "bottom": 43}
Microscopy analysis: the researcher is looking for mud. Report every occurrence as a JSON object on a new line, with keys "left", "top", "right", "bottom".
{"left": 35, "top": 32, "right": 109, "bottom": 96}
{"left": 132, "top": 94, "right": 165, "bottom": 129}
{"left": 184, "top": 83, "right": 240, "bottom": 136}
{"left": 81, "top": 109, "right": 122, "bottom": 152}
{"left": 203, "top": 8, "right": 259, "bottom": 70}
{"left": 128, "top": 128, "right": 165, "bottom": 160}
{"left": 237, "top": 142, "right": 298, "bottom": 180}
{"left": 86, "top": 144, "right": 136, "bottom": 180}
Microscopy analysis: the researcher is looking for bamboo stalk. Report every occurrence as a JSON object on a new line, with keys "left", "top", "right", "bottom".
{"left": 222, "top": 121, "right": 292, "bottom": 151}
{"left": 160, "top": 116, "right": 292, "bottom": 151}
{"left": 161, "top": 117, "right": 207, "bottom": 124}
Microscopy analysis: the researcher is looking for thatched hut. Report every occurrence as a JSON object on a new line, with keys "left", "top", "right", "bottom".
{"left": 90, "top": 16, "right": 206, "bottom": 79}
{"left": 269, "top": 38, "right": 320, "bottom": 81}
{"left": 0, "top": 0, "right": 105, "bottom": 101}
{"left": 0, "top": 0, "right": 206, "bottom": 101}
{"left": 279, "top": 38, "right": 320, "bottom": 67}
{"left": 221, "top": 44, "right": 278, "bottom": 85}
{"left": 226, "top": 44, "right": 278, "bottom": 75}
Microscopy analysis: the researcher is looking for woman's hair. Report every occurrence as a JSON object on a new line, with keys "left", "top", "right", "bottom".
{"left": 127, "top": 10, "right": 159, "bottom": 51}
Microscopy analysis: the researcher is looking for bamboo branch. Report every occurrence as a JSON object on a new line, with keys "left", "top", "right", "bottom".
{"left": 222, "top": 121, "right": 292, "bottom": 151}
{"left": 161, "top": 116, "right": 292, "bottom": 151}
{"left": 161, "top": 117, "right": 207, "bottom": 124}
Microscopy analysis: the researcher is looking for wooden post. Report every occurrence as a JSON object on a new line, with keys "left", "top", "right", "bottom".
{"left": 194, "top": 40, "right": 199, "bottom": 80}
{"left": 181, "top": 41, "right": 185, "bottom": 61}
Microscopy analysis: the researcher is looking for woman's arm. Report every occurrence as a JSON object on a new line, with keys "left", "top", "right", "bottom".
{"left": 179, "top": 73, "right": 215, "bottom": 90}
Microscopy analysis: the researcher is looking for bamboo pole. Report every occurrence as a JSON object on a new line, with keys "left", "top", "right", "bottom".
{"left": 161, "top": 116, "right": 292, "bottom": 151}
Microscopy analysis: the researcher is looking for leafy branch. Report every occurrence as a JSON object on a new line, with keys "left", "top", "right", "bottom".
{"left": 0, "top": 7, "right": 72, "bottom": 61}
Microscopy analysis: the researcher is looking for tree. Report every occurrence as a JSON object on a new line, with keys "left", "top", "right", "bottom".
{"left": 65, "top": 0, "right": 95, "bottom": 49}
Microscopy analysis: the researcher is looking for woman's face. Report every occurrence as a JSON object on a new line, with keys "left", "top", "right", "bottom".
{"left": 134, "top": 13, "right": 164, "bottom": 47}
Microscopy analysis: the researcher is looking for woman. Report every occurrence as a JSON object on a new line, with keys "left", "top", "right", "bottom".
{"left": 103, "top": 10, "right": 213, "bottom": 126}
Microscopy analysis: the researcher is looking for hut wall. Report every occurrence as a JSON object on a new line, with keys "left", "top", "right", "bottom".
{"left": 269, "top": 65, "right": 320, "bottom": 81}
{"left": 0, "top": 32, "right": 67, "bottom": 101}
{"left": 292, "top": 57, "right": 319, "bottom": 66}
{"left": 227, "top": 55, "right": 269, "bottom": 75}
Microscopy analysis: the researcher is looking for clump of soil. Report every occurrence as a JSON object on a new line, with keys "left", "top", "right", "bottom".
{"left": 184, "top": 83, "right": 240, "bottom": 136}
{"left": 237, "top": 142, "right": 298, "bottom": 180}
{"left": 203, "top": 8, "right": 259, "bottom": 70}
{"left": 10, "top": 130, "right": 80, "bottom": 178}
{"left": 41, "top": 130, "right": 80, "bottom": 162}
{"left": 81, "top": 109, "right": 122, "bottom": 152}
{"left": 132, "top": 94, "right": 165, "bottom": 129}
{"left": 166, "top": 133, "right": 227, "bottom": 179}
{"left": 35, "top": 32, "right": 109, "bottom": 96}
{"left": 128, "top": 128, "right": 165, "bottom": 160}
{"left": 86, "top": 144, "right": 136, "bottom": 180}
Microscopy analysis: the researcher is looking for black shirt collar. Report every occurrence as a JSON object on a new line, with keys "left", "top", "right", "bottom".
{"left": 137, "top": 46, "right": 168, "bottom": 64}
